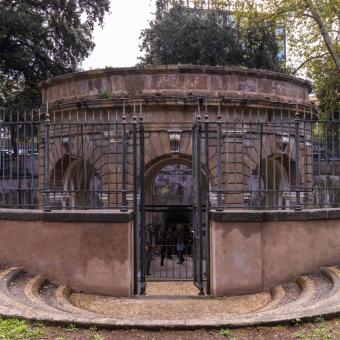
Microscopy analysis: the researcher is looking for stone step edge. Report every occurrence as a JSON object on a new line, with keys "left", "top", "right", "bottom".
{"left": 0, "top": 268, "right": 55, "bottom": 319}
{"left": 55, "top": 285, "right": 103, "bottom": 318}
{"left": 259, "top": 285, "right": 285, "bottom": 312}
{"left": 24, "top": 275, "right": 71, "bottom": 316}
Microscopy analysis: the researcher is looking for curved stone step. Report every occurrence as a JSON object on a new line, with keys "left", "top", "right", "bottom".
{"left": 293, "top": 276, "right": 316, "bottom": 307}
{"left": 0, "top": 268, "right": 76, "bottom": 321}
{"left": 24, "top": 275, "right": 72, "bottom": 316}
{"left": 0, "top": 268, "right": 56, "bottom": 320}
{"left": 54, "top": 285, "right": 103, "bottom": 317}
{"left": 302, "top": 267, "right": 340, "bottom": 312}
{"left": 0, "top": 264, "right": 340, "bottom": 329}
{"left": 0, "top": 267, "right": 19, "bottom": 314}
{"left": 244, "top": 276, "right": 315, "bottom": 321}
{"left": 260, "top": 285, "right": 285, "bottom": 312}
{"left": 22, "top": 274, "right": 104, "bottom": 319}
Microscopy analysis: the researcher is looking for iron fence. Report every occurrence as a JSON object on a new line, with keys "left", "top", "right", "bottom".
{"left": 0, "top": 103, "right": 339, "bottom": 211}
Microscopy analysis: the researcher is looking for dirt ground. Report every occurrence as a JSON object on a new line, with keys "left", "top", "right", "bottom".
{"left": 28, "top": 317, "right": 340, "bottom": 339}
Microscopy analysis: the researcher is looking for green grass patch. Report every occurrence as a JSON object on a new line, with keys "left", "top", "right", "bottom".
{"left": 64, "top": 323, "right": 78, "bottom": 332}
{"left": 0, "top": 317, "right": 44, "bottom": 339}
{"left": 220, "top": 328, "right": 232, "bottom": 337}
{"left": 293, "top": 322, "right": 340, "bottom": 340}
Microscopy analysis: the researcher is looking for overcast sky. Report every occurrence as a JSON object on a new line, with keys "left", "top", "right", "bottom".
{"left": 82, "top": 0, "right": 156, "bottom": 70}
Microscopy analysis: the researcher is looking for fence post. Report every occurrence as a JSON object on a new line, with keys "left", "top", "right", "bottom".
{"left": 216, "top": 108, "right": 223, "bottom": 211}
{"left": 120, "top": 101, "right": 128, "bottom": 212}
{"left": 139, "top": 113, "right": 146, "bottom": 294}
{"left": 204, "top": 100, "right": 211, "bottom": 294}
{"left": 132, "top": 106, "right": 138, "bottom": 295}
{"left": 295, "top": 115, "right": 302, "bottom": 211}
{"left": 44, "top": 105, "right": 51, "bottom": 212}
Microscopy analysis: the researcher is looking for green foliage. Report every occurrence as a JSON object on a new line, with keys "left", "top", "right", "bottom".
{"left": 92, "top": 334, "right": 104, "bottom": 340}
{"left": 99, "top": 90, "right": 112, "bottom": 100}
{"left": 139, "top": 4, "right": 282, "bottom": 71}
{"left": 293, "top": 318, "right": 302, "bottom": 326}
{"left": 233, "top": 0, "right": 340, "bottom": 74}
{"left": 90, "top": 325, "right": 98, "bottom": 332}
{"left": 0, "top": 317, "right": 44, "bottom": 339}
{"left": 293, "top": 321, "right": 339, "bottom": 340}
{"left": 308, "top": 56, "right": 340, "bottom": 114}
{"left": 220, "top": 328, "right": 232, "bottom": 337}
{"left": 64, "top": 323, "right": 78, "bottom": 332}
{"left": 314, "top": 316, "right": 326, "bottom": 323}
{"left": 239, "top": 12, "right": 282, "bottom": 70}
{"left": 0, "top": 0, "right": 110, "bottom": 111}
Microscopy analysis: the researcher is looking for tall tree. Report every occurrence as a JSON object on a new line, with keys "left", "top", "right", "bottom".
{"left": 0, "top": 0, "right": 110, "bottom": 110}
{"left": 309, "top": 57, "right": 339, "bottom": 113}
{"left": 232, "top": 0, "right": 340, "bottom": 74}
{"left": 139, "top": 3, "right": 282, "bottom": 71}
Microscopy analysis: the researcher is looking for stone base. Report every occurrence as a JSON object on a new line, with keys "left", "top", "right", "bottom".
{"left": 0, "top": 209, "right": 134, "bottom": 296}
{"left": 211, "top": 209, "right": 340, "bottom": 296}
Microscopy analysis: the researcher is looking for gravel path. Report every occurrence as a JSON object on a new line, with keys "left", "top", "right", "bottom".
{"left": 70, "top": 282, "right": 271, "bottom": 320}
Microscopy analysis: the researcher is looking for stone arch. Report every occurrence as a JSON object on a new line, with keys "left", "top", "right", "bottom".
{"left": 48, "top": 133, "right": 102, "bottom": 183}
{"left": 144, "top": 153, "right": 207, "bottom": 206}
{"left": 248, "top": 153, "right": 296, "bottom": 209}
{"left": 49, "top": 155, "right": 102, "bottom": 209}
{"left": 143, "top": 154, "right": 208, "bottom": 227}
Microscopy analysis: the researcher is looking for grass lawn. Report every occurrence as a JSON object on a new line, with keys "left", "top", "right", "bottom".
{"left": 1, "top": 316, "right": 340, "bottom": 339}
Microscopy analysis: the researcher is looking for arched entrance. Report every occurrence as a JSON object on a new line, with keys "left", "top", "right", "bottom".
{"left": 138, "top": 154, "right": 208, "bottom": 294}
{"left": 50, "top": 156, "right": 102, "bottom": 209}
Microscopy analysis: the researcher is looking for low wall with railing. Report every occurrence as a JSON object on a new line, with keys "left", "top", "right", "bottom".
{"left": 0, "top": 210, "right": 134, "bottom": 296}
{"left": 211, "top": 209, "right": 340, "bottom": 296}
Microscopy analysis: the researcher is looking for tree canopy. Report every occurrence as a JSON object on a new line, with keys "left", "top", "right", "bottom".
{"left": 145, "top": 0, "right": 339, "bottom": 109}
{"left": 233, "top": 0, "right": 339, "bottom": 110}
{"left": 231, "top": 0, "right": 340, "bottom": 74}
{"left": 0, "top": 0, "right": 110, "bottom": 110}
{"left": 139, "top": 3, "right": 283, "bottom": 71}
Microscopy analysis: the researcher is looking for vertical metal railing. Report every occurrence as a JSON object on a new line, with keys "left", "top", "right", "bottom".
{"left": 216, "top": 110, "right": 223, "bottom": 211}
{"left": 295, "top": 115, "right": 302, "bottom": 211}
{"left": 44, "top": 107, "right": 51, "bottom": 212}
{"left": 193, "top": 109, "right": 204, "bottom": 294}
{"left": 204, "top": 101, "right": 211, "bottom": 294}
{"left": 121, "top": 102, "right": 128, "bottom": 212}
{"left": 132, "top": 109, "right": 138, "bottom": 294}
{"left": 139, "top": 113, "right": 146, "bottom": 294}
{"left": 1, "top": 102, "right": 340, "bottom": 212}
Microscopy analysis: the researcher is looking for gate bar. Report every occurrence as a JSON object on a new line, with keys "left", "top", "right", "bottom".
{"left": 132, "top": 111, "right": 138, "bottom": 295}
{"left": 121, "top": 102, "right": 128, "bottom": 212}
{"left": 139, "top": 114, "right": 146, "bottom": 294}
{"left": 44, "top": 105, "right": 51, "bottom": 212}
{"left": 195, "top": 111, "right": 204, "bottom": 295}
{"left": 204, "top": 102, "right": 211, "bottom": 294}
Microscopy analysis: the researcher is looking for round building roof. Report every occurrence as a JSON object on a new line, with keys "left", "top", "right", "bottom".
{"left": 39, "top": 65, "right": 312, "bottom": 108}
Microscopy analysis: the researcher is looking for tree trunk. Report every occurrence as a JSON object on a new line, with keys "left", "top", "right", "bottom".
{"left": 304, "top": 0, "right": 340, "bottom": 72}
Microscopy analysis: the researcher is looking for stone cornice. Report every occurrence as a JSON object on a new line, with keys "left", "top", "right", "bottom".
{"left": 39, "top": 65, "right": 312, "bottom": 92}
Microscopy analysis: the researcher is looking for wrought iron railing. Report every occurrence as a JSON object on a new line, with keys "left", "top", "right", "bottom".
{"left": 0, "top": 103, "right": 339, "bottom": 211}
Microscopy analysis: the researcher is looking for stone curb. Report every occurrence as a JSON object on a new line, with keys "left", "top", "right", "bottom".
{"left": 0, "top": 266, "right": 339, "bottom": 330}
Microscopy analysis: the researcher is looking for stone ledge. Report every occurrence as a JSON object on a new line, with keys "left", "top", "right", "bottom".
{"left": 211, "top": 208, "right": 340, "bottom": 222}
{"left": 39, "top": 64, "right": 312, "bottom": 91}
{"left": 0, "top": 209, "right": 133, "bottom": 223}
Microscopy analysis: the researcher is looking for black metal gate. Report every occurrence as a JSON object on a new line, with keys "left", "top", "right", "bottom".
{"left": 133, "top": 113, "right": 210, "bottom": 295}
{"left": 192, "top": 115, "right": 204, "bottom": 295}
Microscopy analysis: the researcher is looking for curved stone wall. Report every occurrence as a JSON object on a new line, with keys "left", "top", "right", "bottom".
{"left": 0, "top": 210, "right": 133, "bottom": 296}
{"left": 211, "top": 209, "right": 340, "bottom": 296}
{"left": 40, "top": 65, "right": 312, "bottom": 109}
{"left": 0, "top": 209, "right": 339, "bottom": 296}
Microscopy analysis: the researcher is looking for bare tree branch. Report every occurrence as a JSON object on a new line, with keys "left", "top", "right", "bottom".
{"left": 292, "top": 53, "right": 328, "bottom": 74}
{"left": 304, "top": 0, "right": 340, "bottom": 71}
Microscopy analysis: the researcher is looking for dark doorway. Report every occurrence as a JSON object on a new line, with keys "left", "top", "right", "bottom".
{"left": 145, "top": 164, "right": 195, "bottom": 280}
{"left": 146, "top": 209, "right": 194, "bottom": 280}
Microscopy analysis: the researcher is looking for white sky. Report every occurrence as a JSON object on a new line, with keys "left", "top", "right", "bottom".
{"left": 82, "top": 0, "right": 156, "bottom": 70}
